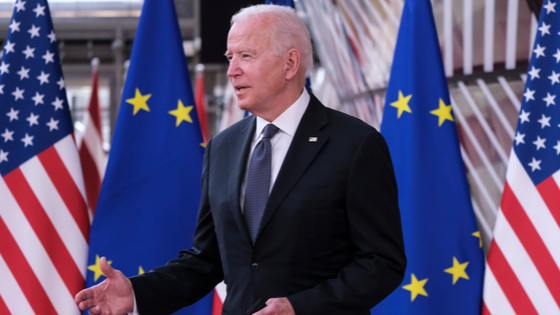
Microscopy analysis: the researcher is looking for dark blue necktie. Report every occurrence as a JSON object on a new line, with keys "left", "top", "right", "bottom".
{"left": 244, "top": 123, "right": 280, "bottom": 243}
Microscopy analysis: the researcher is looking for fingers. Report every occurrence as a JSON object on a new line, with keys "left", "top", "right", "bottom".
{"left": 253, "top": 298, "right": 295, "bottom": 315}
{"left": 88, "top": 305, "right": 101, "bottom": 315}
{"left": 77, "top": 298, "right": 96, "bottom": 311}
{"left": 99, "top": 257, "right": 116, "bottom": 278}
{"left": 75, "top": 288, "right": 93, "bottom": 304}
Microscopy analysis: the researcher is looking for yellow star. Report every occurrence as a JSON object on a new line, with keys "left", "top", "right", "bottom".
{"left": 472, "top": 231, "right": 483, "bottom": 248}
{"left": 169, "top": 100, "right": 193, "bottom": 127}
{"left": 139, "top": 266, "right": 145, "bottom": 275}
{"left": 390, "top": 91, "right": 412, "bottom": 118}
{"left": 200, "top": 142, "right": 206, "bottom": 148}
{"left": 402, "top": 273, "right": 428, "bottom": 301}
{"left": 87, "top": 255, "right": 113, "bottom": 282}
{"left": 430, "top": 99, "right": 454, "bottom": 126}
{"left": 444, "top": 257, "right": 469, "bottom": 284}
{"left": 126, "top": 88, "right": 151, "bottom": 115}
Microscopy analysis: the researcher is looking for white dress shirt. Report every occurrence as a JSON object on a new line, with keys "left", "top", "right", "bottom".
{"left": 130, "top": 89, "right": 309, "bottom": 315}
{"left": 240, "top": 89, "right": 310, "bottom": 211}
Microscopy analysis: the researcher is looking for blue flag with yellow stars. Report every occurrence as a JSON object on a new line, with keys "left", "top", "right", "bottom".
{"left": 373, "top": 0, "right": 484, "bottom": 313}
{"left": 85, "top": 0, "right": 212, "bottom": 314}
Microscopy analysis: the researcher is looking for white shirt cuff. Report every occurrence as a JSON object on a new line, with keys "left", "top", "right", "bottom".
{"left": 129, "top": 291, "right": 139, "bottom": 315}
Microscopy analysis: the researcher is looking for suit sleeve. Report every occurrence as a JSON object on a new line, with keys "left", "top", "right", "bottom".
{"left": 287, "top": 130, "right": 407, "bottom": 314}
{"left": 129, "top": 138, "right": 224, "bottom": 315}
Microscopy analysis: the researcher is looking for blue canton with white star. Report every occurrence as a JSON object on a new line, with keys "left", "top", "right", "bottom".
{"left": 0, "top": 0, "right": 73, "bottom": 176}
{"left": 516, "top": 0, "right": 560, "bottom": 185}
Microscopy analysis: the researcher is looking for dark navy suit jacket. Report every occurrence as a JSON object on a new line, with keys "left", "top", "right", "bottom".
{"left": 130, "top": 94, "right": 406, "bottom": 315}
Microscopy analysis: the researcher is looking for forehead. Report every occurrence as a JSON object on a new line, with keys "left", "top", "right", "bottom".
{"left": 227, "top": 16, "right": 274, "bottom": 51}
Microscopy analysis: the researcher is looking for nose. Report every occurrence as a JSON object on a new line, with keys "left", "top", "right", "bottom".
{"left": 227, "top": 57, "right": 241, "bottom": 78}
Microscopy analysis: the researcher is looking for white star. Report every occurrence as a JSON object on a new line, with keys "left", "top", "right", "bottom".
{"left": 14, "top": 0, "right": 26, "bottom": 12}
{"left": 12, "top": 87, "right": 24, "bottom": 101}
{"left": 544, "top": 0, "right": 557, "bottom": 13}
{"left": 533, "top": 136, "right": 546, "bottom": 150}
{"left": 0, "top": 62, "right": 10, "bottom": 75}
{"left": 534, "top": 44, "right": 546, "bottom": 58}
{"left": 47, "top": 31, "right": 56, "bottom": 43}
{"left": 549, "top": 71, "right": 560, "bottom": 85}
{"left": 28, "top": 25, "right": 40, "bottom": 38}
{"left": 6, "top": 108, "right": 19, "bottom": 121}
{"left": 17, "top": 66, "right": 29, "bottom": 80}
{"left": 0, "top": 85, "right": 3, "bottom": 94}
{"left": 22, "top": 45, "right": 35, "bottom": 59}
{"left": 519, "top": 110, "right": 530, "bottom": 123}
{"left": 26, "top": 112, "right": 39, "bottom": 127}
{"left": 46, "top": 118, "right": 59, "bottom": 131}
{"left": 524, "top": 88, "right": 536, "bottom": 101}
{"left": 33, "top": 3, "right": 45, "bottom": 17}
{"left": 514, "top": 132, "right": 525, "bottom": 145}
{"left": 21, "top": 133, "right": 34, "bottom": 147}
{"left": 1, "top": 129, "right": 14, "bottom": 142}
{"left": 543, "top": 93, "right": 556, "bottom": 106}
{"left": 554, "top": 49, "right": 560, "bottom": 63}
{"left": 9, "top": 20, "right": 20, "bottom": 33}
{"left": 538, "top": 114, "right": 551, "bottom": 128}
{"left": 528, "top": 66, "right": 541, "bottom": 79}
{"left": 52, "top": 97, "right": 64, "bottom": 110}
{"left": 32, "top": 92, "right": 44, "bottom": 105}
{"left": 539, "top": 22, "right": 551, "bottom": 36}
{"left": 42, "top": 50, "right": 54, "bottom": 64}
{"left": 0, "top": 150, "right": 8, "bottom": 163}
{"left": 56, "top": 77, "right": 65, "bottom": 90}
{"left": 554, "top": 141, "right": 560, "bottom": 155}
{"left": 37, "top": 71, "right": 49, "bottom": 85}
{"left": 4, "top": 41, "right": 15, "bottom": 54}
{"left": 528, "top": 158, "right": 542, "bottom": 171}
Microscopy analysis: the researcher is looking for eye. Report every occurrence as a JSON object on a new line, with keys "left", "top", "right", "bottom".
{"left": 242, "top": 54, "right": 251, "bottom": 58}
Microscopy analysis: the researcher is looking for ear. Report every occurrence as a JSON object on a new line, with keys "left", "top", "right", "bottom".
{"left": 284, "top": 48, "right": 301, "bottom": 80}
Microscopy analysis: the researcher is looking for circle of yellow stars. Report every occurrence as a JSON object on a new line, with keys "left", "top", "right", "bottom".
{"left": 390, "top": 90, "right": 454, "bottom": 127}
{"left": 125, "top": 88, "right": 194, "bottom": 127}
{"left": 87, "top": 255, "right": 146, "bottom": 282}
{"left": 401, "top": 231, "right": 482, "bottom": 302}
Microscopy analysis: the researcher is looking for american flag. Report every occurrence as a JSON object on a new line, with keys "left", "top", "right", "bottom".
{"left": 482, "top": 1, "right": 560, "bottom": 314}
{"left": 0, "top": 0, "right": 89, "bottom": 314}
{"left": 77, "top": 58, "right": 105, "bottom": 218}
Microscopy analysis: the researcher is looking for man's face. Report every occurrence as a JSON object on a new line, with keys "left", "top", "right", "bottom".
{"left": 226, "top": 16, "right": 287, "bottom": 117}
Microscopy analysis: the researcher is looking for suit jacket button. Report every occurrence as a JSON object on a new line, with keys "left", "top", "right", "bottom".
{"left": 251, "top": 263, "right": 259, "bottom": 271}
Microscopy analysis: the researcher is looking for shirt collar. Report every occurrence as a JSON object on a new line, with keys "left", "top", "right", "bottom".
{"left": 254, "top": 89, "right": 310, "bottom": 139}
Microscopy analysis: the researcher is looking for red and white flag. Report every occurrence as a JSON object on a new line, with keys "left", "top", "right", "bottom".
{"left": 77, "top": 58, "right": 106, "bottom": 217}
{"left": 0, "top": 0, "right": 89, "bottom": 314}
{"left": 482, "top": 2, "right": 560, "bottom": 314}
{"left": 195, "top": 64, "right": 210, "bottom": 144}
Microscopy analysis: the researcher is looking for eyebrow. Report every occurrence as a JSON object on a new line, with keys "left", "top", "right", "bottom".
{"left": 224, "top": 48, "right": 258, "bottom": 56}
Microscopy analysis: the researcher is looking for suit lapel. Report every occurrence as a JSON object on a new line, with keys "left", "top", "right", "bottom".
{"left": 227, "top": 115, "right": 255, "bottom": 247}
{"left": 257, "top": 95, "right": 329, "bottom": 239}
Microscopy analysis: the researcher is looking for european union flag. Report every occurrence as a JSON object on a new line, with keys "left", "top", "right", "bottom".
{"left": 374, "top": 0, "right": 484, "bottom": 313}
{"left": 85, "top": 0, "right": 212, "bottom": 314}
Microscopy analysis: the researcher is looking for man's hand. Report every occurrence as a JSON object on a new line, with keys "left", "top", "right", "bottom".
{"left": 253, "top": 298, "right": 295, "bottom": 315}
{"left": 74, "top": 257, "right": 135, "bottom": 315}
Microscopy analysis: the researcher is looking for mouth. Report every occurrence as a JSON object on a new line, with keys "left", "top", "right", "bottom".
{"left": 234, "top": 86, "right": 248, "bottom": 93}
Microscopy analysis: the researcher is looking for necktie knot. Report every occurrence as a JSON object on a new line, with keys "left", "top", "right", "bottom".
{"left": 262, "top": 124, "right": 279, "bottom": 140}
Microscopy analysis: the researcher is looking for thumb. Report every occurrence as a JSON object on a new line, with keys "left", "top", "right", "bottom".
{"left": 99, "top": 257, "right": 116, "bottom": 278}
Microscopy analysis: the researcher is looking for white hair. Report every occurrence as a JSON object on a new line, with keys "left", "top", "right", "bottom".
{"left": 231, "top": 4, "right": 313, "bottom": 76}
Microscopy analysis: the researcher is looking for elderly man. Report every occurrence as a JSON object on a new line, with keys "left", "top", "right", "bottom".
{"left": 75, "top": 4, "right": 406, "bottom": 315}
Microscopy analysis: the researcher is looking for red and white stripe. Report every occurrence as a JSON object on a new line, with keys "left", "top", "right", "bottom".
{"left": 483, "top": 152, "right": 560, "bottom": 314}
{"left": 78, "top": 61, "right": 106, "bottom": 218}
{"left": 212, "top": 281, "right": 227, "bottom": 315}
{"left": 0, "top": 135, "right": 89, "bottom": 315}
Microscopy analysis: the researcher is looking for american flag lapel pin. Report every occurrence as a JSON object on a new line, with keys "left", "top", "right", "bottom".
{"left": 309, "top": 137, "right": 318, "bottom": 142}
